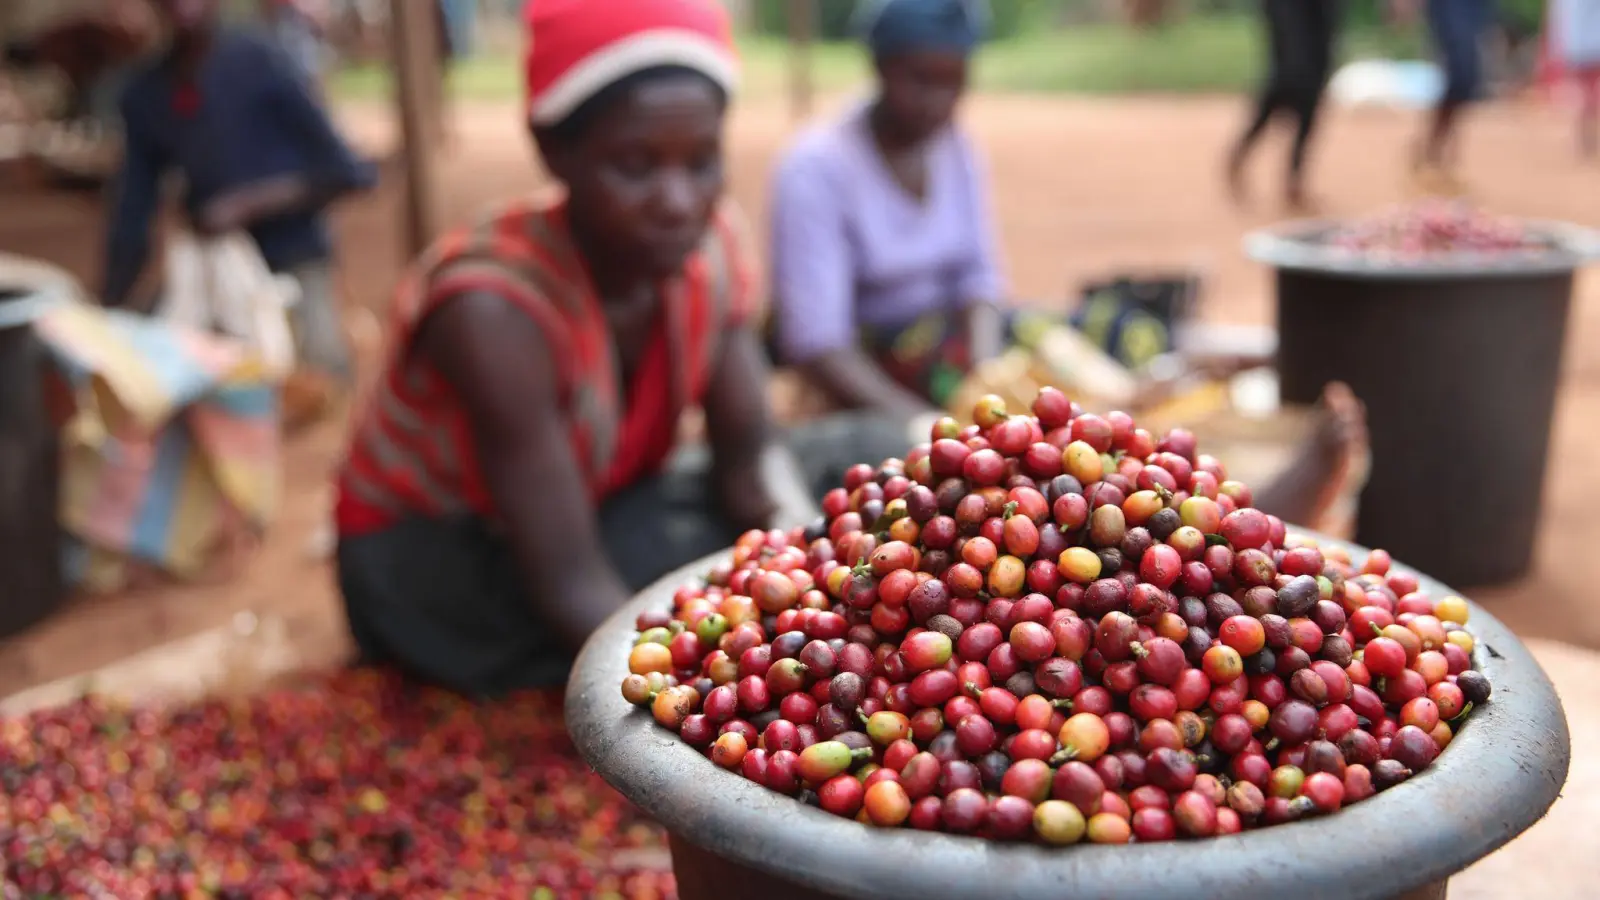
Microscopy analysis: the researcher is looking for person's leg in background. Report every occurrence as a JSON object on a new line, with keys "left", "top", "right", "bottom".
{"left": 1577, "top": 69, "right": 1600, "bottom": 158}
{"left": 1550, "top": 0, "right": 1600, "bottom": 158}
{"left": 1227, "top": 0, "right": 1298, "bottom": 203}
{"left": 1283, "top": 0, "right": 1341, "bottom": 211}
{"left": 283, "top": 258, "right": 355, "bottom": 430}
{"left": 337, "top": 513, "right": 572, "bottom": 695}
{"left": 1417, "top": 0, "right": 1489, "bottom": 192}
{"left": 431, "top": 0, "right": 462, "bottom": 147}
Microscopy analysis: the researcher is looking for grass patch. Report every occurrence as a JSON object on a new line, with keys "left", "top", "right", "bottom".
{"left": 330, "top": 15, "right": 1430, "bottom": 103}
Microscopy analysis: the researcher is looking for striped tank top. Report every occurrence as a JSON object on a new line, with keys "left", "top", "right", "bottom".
{"left": 334, "top": 194, "right": 759, "bottom": 536}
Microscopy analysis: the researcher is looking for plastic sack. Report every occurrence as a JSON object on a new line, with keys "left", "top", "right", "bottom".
{"left": 159, "top": 231, "right": 300, "bottom": 382}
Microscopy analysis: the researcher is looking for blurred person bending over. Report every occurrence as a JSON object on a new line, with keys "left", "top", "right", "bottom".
{"left": 102, "top": 0, "right": 375, "bottom": 409}
{"left": 333, "top": 0, "right": 907, "bottom": 695}
{"left": 1226, "top": 0, "right": 1344, "bottom": 211}
{"left": 769, "top": 0, "right": 1366, "bottom": 529}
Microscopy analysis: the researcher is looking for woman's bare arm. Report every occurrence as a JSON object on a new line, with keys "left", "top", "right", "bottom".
{"left": 416, "top": 291, "right": 630, "bottom": 654}
{"left": 704, "top": 325, "right": 818, "bottom": 530}
{"left": 801, "top": 346, "right": 937, "bottom": 421}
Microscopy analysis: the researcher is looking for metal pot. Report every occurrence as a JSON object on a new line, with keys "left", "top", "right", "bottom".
{"left": 567, "top": 535, "right": 1570, "bottom": 900}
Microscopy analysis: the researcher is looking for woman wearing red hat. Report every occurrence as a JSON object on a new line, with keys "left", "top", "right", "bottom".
{"left": 332, "top": 0, "right": 906, "bottom": 695}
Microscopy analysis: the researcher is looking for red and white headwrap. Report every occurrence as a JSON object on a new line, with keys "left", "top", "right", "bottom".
{"left": 523, "top": 0, "right": 740, "bottom": 127}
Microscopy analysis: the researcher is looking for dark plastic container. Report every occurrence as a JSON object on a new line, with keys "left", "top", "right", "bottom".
{"left": 567, "top": 539, "right": 1570, "bottom": 900}
{"left": 1247, "top": 222, "right": 1600, "bottom": 587}
{"left": 0, "top": 292, "right": 66, "bottom": 640}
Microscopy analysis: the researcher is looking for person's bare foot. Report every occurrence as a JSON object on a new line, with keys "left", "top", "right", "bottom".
{"left": 1410, "top": 163, "right": 1469, "bottom": 199}
{"left": 1285, "top": 182, "right": 1322, "bottom": 216}
{"left": 1254, "top": 382, "right": 1369, "bottom": 529}
{"left": 1225, "top": 150, "right": 1250, "bottom": 207}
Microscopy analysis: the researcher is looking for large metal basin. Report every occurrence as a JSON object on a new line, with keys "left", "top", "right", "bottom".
{"left": 567, "top": 534, "right": 1571, "bottom": 900}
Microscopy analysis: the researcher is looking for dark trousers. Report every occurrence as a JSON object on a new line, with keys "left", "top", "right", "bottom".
{"left": 337, "top": 413, "right": 913, "bottom": 696}
{"left": 1428, "top": 0, "right": 1492, "bottom": 104}
{"left": 1239, "top": 0, "right": 1341, "bottom": 177}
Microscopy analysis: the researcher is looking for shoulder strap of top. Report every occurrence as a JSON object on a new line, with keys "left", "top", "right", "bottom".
{"left": 404, "top": 199, "right": 623, "bottom": 485}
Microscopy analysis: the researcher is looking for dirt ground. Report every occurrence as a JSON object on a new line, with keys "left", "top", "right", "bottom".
{"left": 5, "top": 92, "right": 1600, "bottom": 690}
{"left": 0, "top": 92, "right": 1597, "bottom": 892}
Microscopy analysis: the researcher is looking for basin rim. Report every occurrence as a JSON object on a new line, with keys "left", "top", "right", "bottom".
{"left": 1244, "top": 218, "right": 1600, "bottom": 281}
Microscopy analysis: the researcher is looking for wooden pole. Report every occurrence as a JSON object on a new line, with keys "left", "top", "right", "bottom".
{"left": 786, "top": 0, "right": 816, "bottom": 122}
{"left": 389, "top": 0, "right": 442, "bottom": 258}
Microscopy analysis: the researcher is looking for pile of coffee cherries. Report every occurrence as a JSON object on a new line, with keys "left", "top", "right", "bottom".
{"left": 1321, "top": 201, "right": 1549, "bottom": 261}
{"left": 622, "top": 388, "right": 1491, "bottom": 844}
{"left": 1, "top": 670, "right": 672, "bottom": 899}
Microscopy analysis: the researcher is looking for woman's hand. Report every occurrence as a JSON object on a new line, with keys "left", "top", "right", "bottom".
{"left": 193, "top": 176, "right": 309, "bottom": 235}
{"left": 801, "top": 348, "right": 938, "bottom": 421}
{"left": 193, "top": 192, "right": 252, "bottom": 236}
{"left": 705, "top": 327, "right": 820, "bottom": 532}
{"left": 965, "top": 302, "right": 1007, "bottom": 368}
{"left": 906, "top": 410, "right": 944, "bottom": 445}
{"left": 714, "top": 447, "right": 818, "bottom": 532}
{"left": 712, "top": 461, "right": 776, "bottom": 532}
{"left": 418, "top": 291, "right": 635, "bottom": 656}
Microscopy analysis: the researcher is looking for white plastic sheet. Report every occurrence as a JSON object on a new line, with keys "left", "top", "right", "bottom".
{"left": 158, "top": 231, "right": 300, "bottom": 382}
{"left": 1328, "top": 59, "right": 1445, "bottom": 110}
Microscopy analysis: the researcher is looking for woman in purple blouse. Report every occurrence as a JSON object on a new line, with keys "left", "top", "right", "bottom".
{"left": 771, "top": 0, "right": 1004, "bottom": 422}
{"left": 769, "top": 0, "right": 1368, "bottom": 526}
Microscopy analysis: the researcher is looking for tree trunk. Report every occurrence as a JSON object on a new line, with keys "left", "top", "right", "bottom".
{"left": 1123, "top": 0, "right": 1176, "bottom": 29}
{"left": 389, "top": 0, "right": 441, "bottom": 258}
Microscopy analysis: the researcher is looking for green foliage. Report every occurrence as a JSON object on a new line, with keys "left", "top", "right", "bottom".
{"left": 750, "top": 0, "right": 1036, "bottom": 42}
{"left": 1497, "top": 0, "right": 1546, "bottom": 33}
{"left": 331, "top": 8, "right": 1439, "bottom": 103}
{"left": 978, "top": 13, "right": 1263, "bottom": 93}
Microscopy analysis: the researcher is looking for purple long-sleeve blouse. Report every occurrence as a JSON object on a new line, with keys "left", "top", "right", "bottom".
{"left": 769, "top": 101, "right": 1006, "bottom": 364}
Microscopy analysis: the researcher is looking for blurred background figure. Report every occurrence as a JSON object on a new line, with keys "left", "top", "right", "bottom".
{"left": 102, "top": 0, "right": 375, "bottom": 424}
{"left": 770, "top": 0, "right": 1002, "bottom": 421}
{"left": 1, "top": 0, "right": 154, "bottom": 126}
{"left": 1548, "top": 0, "right": 1600, "bottom": 158}
{"left": 431, "top": 0, "right": 470, "bottom": 146}
{"left": 1404, "top": 0, "right": 1494, "bottom": 194}
{"left": 258, "top": 0, "right": 331, "bottom": 95}
{"left": 1226, "top": 0, "right": 1343, "bottom": 212}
